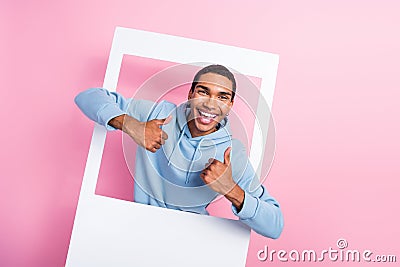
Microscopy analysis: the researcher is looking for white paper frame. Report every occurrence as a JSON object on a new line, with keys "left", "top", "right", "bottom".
{"left": 66, "top": 27, "right": 279, "bottom": 267}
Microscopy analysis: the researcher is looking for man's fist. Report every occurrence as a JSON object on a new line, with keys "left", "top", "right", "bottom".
{"left": 200, "top": 147, "right": 245, "bottom": 211}
{"left": 121, "top": 115, "right": 172, "bottom": 153}
{"left": 200, "top": 147, "right": 235, "bottom": 195}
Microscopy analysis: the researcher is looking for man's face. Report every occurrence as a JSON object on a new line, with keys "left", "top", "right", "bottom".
{"left": 187, "top": 72, "right": 234, "bottom": 137}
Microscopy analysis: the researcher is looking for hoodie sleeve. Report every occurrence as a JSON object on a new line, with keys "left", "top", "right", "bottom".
{"left": 74, "top": 88, "right": 155, "bottom": 130}
{"left": 231, "top": 141, "right": 284, "bottom": 239}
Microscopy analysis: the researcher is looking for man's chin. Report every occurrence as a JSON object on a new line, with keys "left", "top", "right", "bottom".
{"left": 194, "top": 120, "right": 218, "bottom": 134}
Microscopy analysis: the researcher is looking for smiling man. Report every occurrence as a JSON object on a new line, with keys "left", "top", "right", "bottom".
{"left": 75, "top": 64, "right": 283, "bottom": 238}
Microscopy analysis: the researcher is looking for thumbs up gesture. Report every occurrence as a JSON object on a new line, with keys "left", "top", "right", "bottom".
{"left": 200, "top": 147, "right": 236, "bottom": 196}
{"left": 122, "top": 115, "right": 172, "bottom": 153}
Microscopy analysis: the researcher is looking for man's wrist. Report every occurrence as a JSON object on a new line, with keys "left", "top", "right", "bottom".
{"left": 108, "top": 114, "right": 126, "bottom": 130}
{"left": 225, "top": 184, "right": 245, "bottom": 212}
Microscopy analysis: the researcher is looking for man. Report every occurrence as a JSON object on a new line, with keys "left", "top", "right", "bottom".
{"left": 75, "top": 64, "right": 283, "bottom": 238}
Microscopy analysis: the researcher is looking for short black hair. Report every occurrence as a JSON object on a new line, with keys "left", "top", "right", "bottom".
{"left": 190, "top": 64, "right": 236, "bottom": 101}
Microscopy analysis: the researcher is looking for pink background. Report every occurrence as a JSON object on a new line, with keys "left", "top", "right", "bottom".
{"left": 1, "top": 0, "right": 399, "bottom": 266}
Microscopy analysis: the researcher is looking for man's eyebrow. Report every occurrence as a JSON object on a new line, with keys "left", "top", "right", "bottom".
{"left": 196, "top": 85, "right": 232, "bottom": 96}
{"left": 196, "top": 85, "right": 210, "bottom": 91}
{"left": 218, "top": 91, "right": 232, "bottom": 96}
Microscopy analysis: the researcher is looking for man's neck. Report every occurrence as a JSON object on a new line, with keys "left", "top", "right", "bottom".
{"left": 187, "top": 119, "right": 218, "bottom": 138}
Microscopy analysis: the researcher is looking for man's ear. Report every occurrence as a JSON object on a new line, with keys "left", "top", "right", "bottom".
{"left": 188, "top": 89, "right": 194, "bottom": 100}
{"left": 228, "top": 99, "right": 234, "bottom": 109}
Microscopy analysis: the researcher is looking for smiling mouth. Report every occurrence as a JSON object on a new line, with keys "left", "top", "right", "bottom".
{"left": 197, "top": 109, "right": 218, "bottom": 125}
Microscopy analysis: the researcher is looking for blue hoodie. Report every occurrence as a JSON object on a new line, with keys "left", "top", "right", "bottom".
{"left": 75, "top": 88, "right": 283, "bottom": 238}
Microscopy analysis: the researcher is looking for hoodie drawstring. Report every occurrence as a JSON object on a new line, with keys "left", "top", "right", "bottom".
{"left": 167, "top": 124, "right": 204, "bottom": 184}
{"left": 185, "top": 138, "right": 205, "bottom": 184}
{"left": 167, "top": 126, "right": 186, "bottom": 167}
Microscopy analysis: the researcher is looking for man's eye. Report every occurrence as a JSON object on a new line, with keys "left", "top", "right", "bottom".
{"left": 197, "top": 90, "right": 207, "bottom": 95}
{"left": 219, "top": 96, "right": 229, "bottom": 101}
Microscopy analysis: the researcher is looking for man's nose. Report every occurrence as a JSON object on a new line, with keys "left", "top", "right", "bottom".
{"left": 202, "top": 97, "right": 218, "bottom": 110}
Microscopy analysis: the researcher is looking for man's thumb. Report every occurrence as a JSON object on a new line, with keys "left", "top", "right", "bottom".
{"left": 224, "top": 147, "right": 231, "bottom": 165}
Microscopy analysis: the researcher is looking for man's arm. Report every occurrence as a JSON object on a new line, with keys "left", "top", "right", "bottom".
{"left": 231, "top": 184, "right": 283, "bottom": 239}
{"left": 75, "top": 88, "right": 130, "bottom": 130}
{"left": 75, "top": 88, "right": 170, "bottom": 152}
{"left": 108, "top": 114, "right": 125, "bottom": 130}
{"left": 200, "top": 145, "right": 284, "bottom": 239}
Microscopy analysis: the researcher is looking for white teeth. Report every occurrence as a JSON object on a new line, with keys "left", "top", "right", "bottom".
{"left": 198, "top": 110, "right": 217, "bottom": 118}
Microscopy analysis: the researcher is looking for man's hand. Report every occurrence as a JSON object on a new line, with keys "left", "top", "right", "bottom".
{"left": 110, "top": 114, "right": 171, "bottom": 153}
{"left": 200, "top": 147, "right": 245, "bottom": 211}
